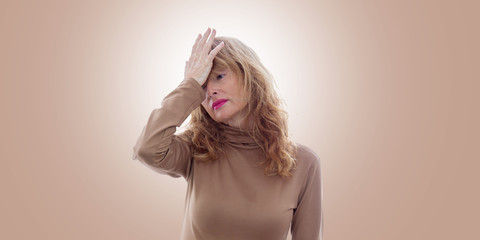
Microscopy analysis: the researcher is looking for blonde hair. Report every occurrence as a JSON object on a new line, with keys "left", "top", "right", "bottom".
{"left": 184, "top": 36, "right": 298, "bottom": 177}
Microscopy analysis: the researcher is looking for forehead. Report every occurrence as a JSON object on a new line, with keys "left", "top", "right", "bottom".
{"left": 211, "top": 66, "right": 228, "bottom": 73}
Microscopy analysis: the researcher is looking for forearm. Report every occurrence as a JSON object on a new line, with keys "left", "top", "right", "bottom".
{"left": 132, "top": 77, "right": 204, "bottom": 174}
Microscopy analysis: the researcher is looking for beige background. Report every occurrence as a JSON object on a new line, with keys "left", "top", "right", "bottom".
{"left": 1, "top": 0, "right": 479, "bottom": 239}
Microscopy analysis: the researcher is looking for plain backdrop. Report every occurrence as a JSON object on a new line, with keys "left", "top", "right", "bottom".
{"left": 1, "top": 0, "right": 479, "bottom": 239}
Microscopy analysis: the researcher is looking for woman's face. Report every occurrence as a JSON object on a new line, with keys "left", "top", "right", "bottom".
{"left": 201, "top": 68, "right": 250, "bottom": 129}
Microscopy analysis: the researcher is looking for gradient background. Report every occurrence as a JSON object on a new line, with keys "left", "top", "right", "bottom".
{"left": 1, "top": 0, "right": 479, "bottom": 239}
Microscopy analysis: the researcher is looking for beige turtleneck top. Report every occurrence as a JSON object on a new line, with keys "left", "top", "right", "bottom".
{"left": 132, "top": 77, "right": 323, "bottom": 240}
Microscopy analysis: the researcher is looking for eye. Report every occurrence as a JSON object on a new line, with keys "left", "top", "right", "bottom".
{"left": 217, "top": 74, "right": 225, "bottom": 80}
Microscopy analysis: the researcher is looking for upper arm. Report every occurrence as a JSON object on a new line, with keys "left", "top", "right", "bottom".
{"left": 131, "top": 77, "right": 205, "bottom": 180}
{"left": 135, "top": 128, "right": 194, "bottom": 179}
{"left": 291, "top": 148, "right": 324, "bottom": 240}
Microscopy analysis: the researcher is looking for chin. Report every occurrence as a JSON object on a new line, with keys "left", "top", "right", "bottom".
{"left": 212, "top": 115, "right": 231, "bottom": 123}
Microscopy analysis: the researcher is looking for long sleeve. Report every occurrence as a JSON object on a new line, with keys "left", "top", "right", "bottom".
{"left": 132, "top": 77, "right": 205, "bottom": 180}
{"left": 291, "top": 154, "right": 324, "bottom": 240}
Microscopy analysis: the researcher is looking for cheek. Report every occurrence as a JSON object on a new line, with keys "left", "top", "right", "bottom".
{"left": 201, "top": 103, "right": 214, "bottom": 118}
{"left": 201, "top": 102, "right": 209, "bottom": 112}
{"left": 201, "top": 97, "right": 210, "bottom": 110}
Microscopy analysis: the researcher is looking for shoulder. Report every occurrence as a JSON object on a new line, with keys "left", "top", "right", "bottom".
{"left": 294, "top": 142, "right": 321, "bottom": 170}
{"left": 290, "top": 142, "right": 322, "bottom": 182}
{"left": 292, "top": 143, "right": 322, "bottom": 195}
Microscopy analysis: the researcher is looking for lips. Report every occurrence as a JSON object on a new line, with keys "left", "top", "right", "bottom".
{"left": 212, "top": 99, "right": 228, "bottom": 110}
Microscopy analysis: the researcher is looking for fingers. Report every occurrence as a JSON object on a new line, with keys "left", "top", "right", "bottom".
{"left": 202, "top": 28, "right": 217, "bottom": 56}
{"left": 197, "top": 28, "right": 211, "bottom": 56}
{"left": 184, "top": 27, "right": 222, "bottom": 83}
{"left": 190, "top": 34, "right": 202, "bottom": 60}
{"left": 208, "top": 41, "right": 224, "bottom": 62}
{"left": 189, "top": 28, "right": 215, "bottom": 62}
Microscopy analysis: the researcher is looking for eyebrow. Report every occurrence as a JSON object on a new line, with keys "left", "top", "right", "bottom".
{"left": 212, "top": 68, "right": 227, "bottom": 73}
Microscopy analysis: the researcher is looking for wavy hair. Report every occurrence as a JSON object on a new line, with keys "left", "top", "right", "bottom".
{"left": 184, "top": 36, "right": 298, "bottom": 177}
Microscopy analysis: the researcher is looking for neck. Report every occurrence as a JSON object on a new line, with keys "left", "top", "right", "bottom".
{"left": 224, "top": 115, "right": 254, "bottom": 131}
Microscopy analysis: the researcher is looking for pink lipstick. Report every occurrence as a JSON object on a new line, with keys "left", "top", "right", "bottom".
{"left": 212, "top": 99, "right": 228, "bottom": 110}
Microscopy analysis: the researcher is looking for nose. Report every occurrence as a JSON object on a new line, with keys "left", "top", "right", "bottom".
{"left": 207, "top": 85, "right": 219, "bottom": 98}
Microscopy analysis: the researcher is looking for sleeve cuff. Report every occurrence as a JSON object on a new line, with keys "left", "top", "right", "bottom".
{"left": 182, "top": 77, "right": 205, "bottom": 101}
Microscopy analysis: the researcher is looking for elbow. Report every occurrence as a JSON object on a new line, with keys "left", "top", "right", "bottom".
{"left": 132, "top": 138, "right": 157, "bottom": 162}
{"left": 134, "top": 145, "right": 169, "bottom": 167}
{"left": 134, "top": 146, "right": 150, "bottom": 162}
{"left": 135, "top": 145, "right": 154, "bottom": 162}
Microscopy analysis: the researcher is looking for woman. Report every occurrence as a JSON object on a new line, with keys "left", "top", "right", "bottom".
{"left": 132, "top": 27, "right": 323, "bottom": 240}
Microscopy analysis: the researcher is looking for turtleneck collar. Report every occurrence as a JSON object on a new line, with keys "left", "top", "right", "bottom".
{"left": 218, "top": 123, "right": 260, "bottom": 150}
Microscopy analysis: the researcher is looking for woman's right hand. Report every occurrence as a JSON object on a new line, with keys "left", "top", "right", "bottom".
{"left": 184, "top": 27, "right": 224, "bottom": 87}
